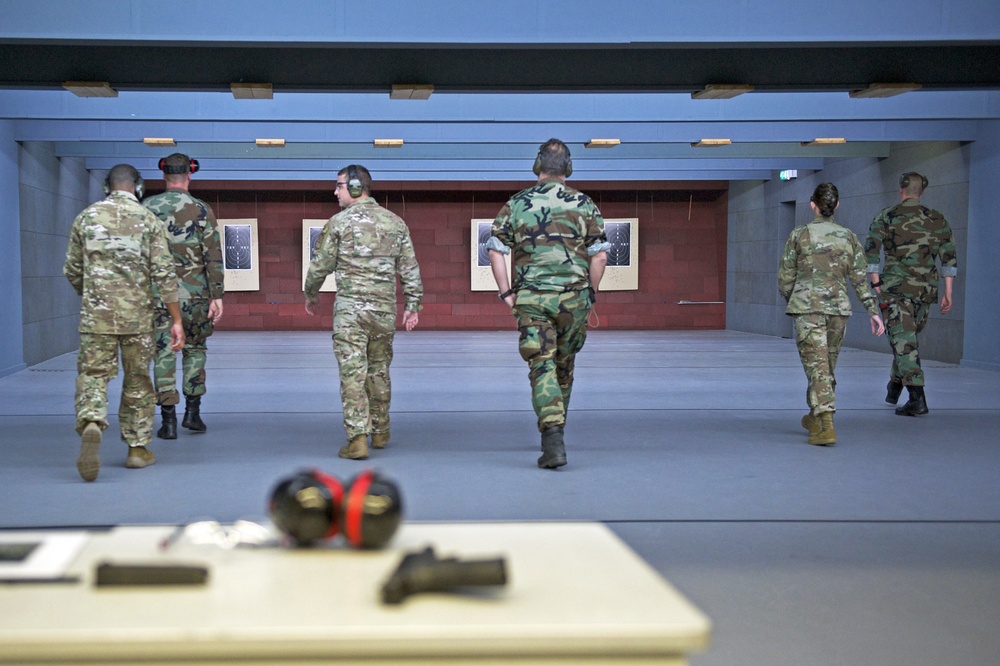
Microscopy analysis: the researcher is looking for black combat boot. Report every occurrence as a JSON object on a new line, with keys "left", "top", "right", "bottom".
{"left": 895, "top": 386, "right": 929, "bottom": 416}
{"left": 157, "top": 404, "right": 177, "bottom": 440}
{"left": 182, "top": 395, "right": 207, "bottom": 432}
{"left": 885, "top": 379, "right": 904, "bottom": 405}
{"left": 537, "top": 426, "right": 567, "bottom": 469}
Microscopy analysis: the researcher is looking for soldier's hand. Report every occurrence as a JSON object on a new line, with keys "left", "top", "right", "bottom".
{"left": 402, "top": 310, "right": 419, "bottom": 331}
{"left": 209, "top": 298, "right": 224, "bottom": 323}
{"left": 870, "top": 314, "right": 885, "bottom": 337}
{"left": 304, "top": 299, "right": 318, "bottom": 316}
{"left": 940, "top": 293, "right": 952, "bottom": 314}
{"left": 170, "top": 322, "right": 185, "bottom": 351}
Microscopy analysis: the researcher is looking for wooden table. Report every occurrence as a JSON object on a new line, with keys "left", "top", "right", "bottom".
{"left": 0, "top": 522, "right": 710, "bottom": 665}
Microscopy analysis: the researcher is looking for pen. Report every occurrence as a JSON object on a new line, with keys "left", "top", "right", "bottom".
{"left": 159, "top": 525, "right": 185, "bottom": 551}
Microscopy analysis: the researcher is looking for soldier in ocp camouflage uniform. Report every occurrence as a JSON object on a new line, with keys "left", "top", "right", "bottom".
{"left": 865, "top": 172, "right": 958, "bottom": 417}
{"left": 779, "top": 183, "right": 884, "bottom": 446}
{"left": 64, "top": 164, "right": 185, "bottom": 482}
{"left": 143, "top": 153, "right": 225, "bottom": 439}
{"left": 304, "top": 164, "right": 423, "bottom": 460}
{"left": 489, "top": 139, "right": 609, "bottom": 469}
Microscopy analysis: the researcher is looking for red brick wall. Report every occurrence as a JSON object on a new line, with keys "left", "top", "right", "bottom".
{"left": 147, "top": 180, "right": 727, "bottom": 331}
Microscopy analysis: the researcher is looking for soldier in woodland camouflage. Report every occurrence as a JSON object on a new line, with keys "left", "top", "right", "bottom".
{"left": 778, "top": 182, "right": 884, "bottom": 446}
{"left": 144, "top": 153, "right": 224, "bottom": 439}
{"left": 865, "top": 172, "right": 958, "bottom": 416}
{"left": 64, "top": 164, "right": 185, "bottom": 482}
{"left": 489, "top": 138, "right": 609, "bottom": 469}
{"left": 304, "top": 164, "right": 423, "bottom": 460}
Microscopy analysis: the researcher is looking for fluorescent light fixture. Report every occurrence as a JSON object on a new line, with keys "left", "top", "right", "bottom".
{"left": 255, "top": 138, "right": 285, "bottom": 147}
{"left": 691, "top": 84, "right": 753, "bottom": 100}
{"left": 143, "top": 138, "right": 176, "bottom": 147}
{"left": 374, "top": 139, "right": 404, "bottom": 148}
{"left": 849, "top": 83, "right": 921, "bottom": 98}
{"left": 585, "top": 139, "right": 621, "bottom": 148}
{"left": 231, "top": 82, "right": 273, "bottom": 99}
{"left": 691, "top": 138, "right": 732, "bottom": 147}
{"left": 779, "top": 170, "right": 798, "bottom": 181}
{"left": 390, "top": 84, "right": 434, "bottom": 100}
{"left": 801, "top": 138, "right": 847, "bottom": 146}
{"left": 62, "top": 81, "right": 117, "bottom": 98}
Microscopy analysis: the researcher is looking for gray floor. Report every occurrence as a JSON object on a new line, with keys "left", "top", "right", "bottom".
{"left": 1, "top": 330, "right": 999, "bottom": 665}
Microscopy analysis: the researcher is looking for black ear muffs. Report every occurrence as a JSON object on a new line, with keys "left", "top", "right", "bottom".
{"left": 899, "top": 172, "right": 928, "bottom": 191}
{"left": 103, "top": 175, "right": 144, "bottom": 199}
{"left": 341, "top": 470, "right": 402, "bottom": 549}
{"left": 268, "top": 469, "right": 344, "bottom": 546}
{"left": 346, "top": 165, "right": 364, "bottom": 197}
{"left": 532, "top": 151, "right": 572, "bottom": 177}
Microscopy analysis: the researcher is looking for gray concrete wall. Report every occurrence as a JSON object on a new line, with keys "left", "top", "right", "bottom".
{"left": 727, "top": 141, "right": 968, "bottom": 364}
{"left": 0, "top": 122, "right": 25, "bottom": 377}
{"left": 19, "top": 141, "right": 96, "bottom": 366}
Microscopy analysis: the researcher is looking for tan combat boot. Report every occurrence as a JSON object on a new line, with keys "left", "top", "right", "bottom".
{"left": 371, "top": 432, "right": 390, "bottom": 449}
{"left": 808, "top": 412, "right": 836, "bottom": 447}
{"left": 125, "top": 446, "right": 157, "bottom": 468}
{"left": 77, "top": 422, "right": 102, "bottom": 482}
{"left": 339, "top": 434, "right": 369, "bottom": 460}
{"left": 801, "top": 413, "right": 821, "bottom": 435}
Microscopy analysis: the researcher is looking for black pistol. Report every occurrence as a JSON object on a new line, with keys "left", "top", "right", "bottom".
{"left": 380, "top": 546, "right": 507, "bottom": 604}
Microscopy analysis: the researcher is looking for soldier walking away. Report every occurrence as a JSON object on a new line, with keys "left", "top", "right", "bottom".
{"left": 488, "top": 139, "right": 609, "bottom": 469}
{"left": 779, "top": 183, "right": 885, "bottom": 446}
{"left": 304, "top": 165, "right": 423, "bottom": 460}
{"left": 144, "top": 153, "right": 224, "bottom": 438}
{"left": 64, "top": 164, "right": 184, "bottom": 481}
{"left": 865, "top": 172, "right": 958, "bottom": 416}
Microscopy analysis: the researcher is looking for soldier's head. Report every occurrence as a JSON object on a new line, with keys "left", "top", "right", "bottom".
{"left": 533, "top": 139, "right": 573, "bottom": 179}
{"left": 899, "top": 172, "right": 927, "bottom": 198}
{"left": 159, "top": 153, "right": 199, "bottom": 188}
{"left": 810, "top": 182, "right": 839, "bottom": 217}
{"left": 335, "top": 165, "right": 371, "bottom": 207}
{"left": 105, "top": 164, "right": 144, "bottom": 198}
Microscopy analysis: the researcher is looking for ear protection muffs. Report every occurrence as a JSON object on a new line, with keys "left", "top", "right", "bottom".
{"left": 158, "top": 156, "right": 200, "bottom": 175}
{"left": 103, "top": 174, "right": 145, "bottom": 199}
{"left": 268, "top": 469, "right": 344, "bottom": 546}
{"left": 899, "top": 172, "right": 928, "bottom": 191}
{"left": 268, "top": 468, "right": 401, "bottom": 549}
{"left": 341, "top": 470, "right": 402, "bottom": 549}
{"left": 346, "top": 165, "right": 364, "bottom": 197}
{"left": 532, "top": 149, "right": 573, "bottom": 177}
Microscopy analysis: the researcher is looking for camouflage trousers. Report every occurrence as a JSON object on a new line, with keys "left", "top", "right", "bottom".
{"left": 75, "top": 332, "right": 155, "bottom": 446}
{"left": 883, "top": 295, "right": 929, "bottom": 387}
{"left": 333, "top": 305, "right": 396, "bottom": 439}
{"left": 513, "top": 290, "right": 592, "bottom": 432}
{"left": 153, "top": 301, "right": 214, "bottom": 406}
{"left": 793, "top": 313, "right": 848, "bottom": 416}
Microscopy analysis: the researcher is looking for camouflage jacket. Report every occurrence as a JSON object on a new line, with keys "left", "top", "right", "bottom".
{"left": 64, "top": 191, "right": 179, "bottom": 334}
{"left": 488, "top": 178, "right": 609, "bottom": 292}
{"left": 304, "top": 197, "right": 423, "bottom": 312}
{"left": 143, "top": 188, "right": 224, "bottom": 304}
{"left": 864, "top": 198, "right": 958, "bottom": 303}
{"left": 778, "top": 216, "right": 878, "bottom": 317}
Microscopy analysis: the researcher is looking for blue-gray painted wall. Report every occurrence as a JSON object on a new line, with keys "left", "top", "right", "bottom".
{"left": 0, "top": 121, "right": 25, "bottom": 377}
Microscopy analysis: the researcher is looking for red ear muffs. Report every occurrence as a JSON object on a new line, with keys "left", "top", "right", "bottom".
{"left": 342, "top": 469, "right": 402, "bottom": 549}
{"left": 159, "top": 157, "right": 200, "bottom": 174}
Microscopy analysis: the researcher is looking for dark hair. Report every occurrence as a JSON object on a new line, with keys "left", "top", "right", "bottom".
{"left": 108, "top": 163, "right": 141, "bottom": 190}
{"left": 810, "top": 182, "right": 839, "bottom": 217}
{"left": 899, "top": 172, "right": 927, "bottom": 196}
{"left": 537, "top": 138, "right": 572, "bottom": 176}
{"left": 337, "top": 164, "right": 372, "bottom": 195}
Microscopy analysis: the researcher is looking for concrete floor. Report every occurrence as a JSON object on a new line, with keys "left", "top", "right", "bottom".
{"left": 1, "top": 329, "right": 998, "bottom": 665}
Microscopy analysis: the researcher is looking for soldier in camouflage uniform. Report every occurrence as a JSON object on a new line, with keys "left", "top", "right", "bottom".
{"left": 865, "top": 172, "right": 958, "bottom": 416}
{"left": 64, "top": 164, "right": 185, "bottom": 482}
{"left": 143, "top": 153, "right": 225, "bottom": 439}
{"left": 778, "top": 183, "right": 884, "bottom": 446}
{"left": 489, "top": 139, "right": 609, "bottom": 469}
{"left": 304, "top": 164, "right": 423, "bottom": 460}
